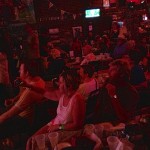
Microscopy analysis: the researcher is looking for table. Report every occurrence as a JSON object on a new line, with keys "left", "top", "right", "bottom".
{"left": 32, "top": 122, "right": 135, "bottom": 150}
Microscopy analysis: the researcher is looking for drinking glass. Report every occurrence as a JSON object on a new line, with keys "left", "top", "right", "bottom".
{"left": 35, "top": 134, "right": 46, "bottom": 150}
{"left": 48, "top": 132, "right": 59, "bottom": 149}
{"left": 107, "top": 136, "right": 120, "bottom": 150}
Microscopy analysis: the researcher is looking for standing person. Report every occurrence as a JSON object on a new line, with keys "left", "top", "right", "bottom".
{"left": 71, "top": 37, "right": 82, "bottom": 57}
{"left": 113, "top": 35, "right": 128, "bottom": 59}
{"left": 23, "top": 24, "right": 40, "bottom": 60}
{"left": 26, "top": 69, "right": 85, "bottom": 150}
{"left": 0, "top": 60, "right": 45, "bottom": 139}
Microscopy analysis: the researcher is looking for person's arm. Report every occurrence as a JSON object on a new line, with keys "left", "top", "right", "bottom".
{"left": 133, "top": 81, "right": 148, "bottom": 90}
{"left": 25, "top": 84, "right": 45, "bottom": 94}
{"left": 44, "top": 89, "right": 61, "bottom": 101}
{"left": 0, "top": 105, "right": 22, "bottom": 124}
{"left": 64, "top": 94, "right": 85, "bottom": 130}
{"left": 21, "top": 79, "right": 45, "bottom": 94}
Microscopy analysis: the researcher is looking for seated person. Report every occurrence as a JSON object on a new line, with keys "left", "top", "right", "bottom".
{"left": 113, "top": 35, "right": 128, "bottom": 59}
{"left": 26, "top": 69, "right": 85, "bottom": 150}
{"left": 140, "top": 56, "right": 150, "bottom": 73}
{"left": 95, "top": 59, "right": 139, "bottom": 123}
{"left": 129, "top": 49, "right": 147, "bottom": 90}
{"left": 77, "top": 64, "right": 99, "bottom": 100}
{"left": 82, "top": 40, "right": 92, "bottom": 56}
{"left": 47, "top": 48, "right": 65, "bottom": 80}
{"left": 0, "top": 60, "right": 45, "bottom": 139}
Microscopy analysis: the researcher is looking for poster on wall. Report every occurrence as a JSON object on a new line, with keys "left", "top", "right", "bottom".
{"left": 72, "top": 26, "right": 82, "bottom": 38}
{"left": 14, "top": 0, "right": 36, "bottom": 23}
{"left": 0, "top": 0, "right": 36, "bottom": 23}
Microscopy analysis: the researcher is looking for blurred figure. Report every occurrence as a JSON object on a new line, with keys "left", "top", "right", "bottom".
{"left": 0, "top": 60, "right": 45, "bottom": 139}
{"left": 27, "top": 69, "right": 85, "bottom": 150}
{"left": 95, "top": 59, "right": 139, "bottom": 123}
{"left": 47, "top": 48, "right": 65, "bottom": 80}
{"left": 129, "top": 49, "right": 147, "bottom": 90}
{"left": 113, "top": 34, "right": 128, "bottom": 59}
{"left": 23, "top": 24, "right": 40, "bottom": 60}
{"left": 77, "top": 64, "right": 99, "bottom": 100}
{"left": 82, "top": 40, "right": 92, "bottom": 56}
{"left": 71, "top": 37, "right": 82, "bottom": 57}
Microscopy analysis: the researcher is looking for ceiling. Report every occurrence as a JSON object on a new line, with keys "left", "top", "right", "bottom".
{"left": 50, "top": 0, "right": 91, "bottom": 13}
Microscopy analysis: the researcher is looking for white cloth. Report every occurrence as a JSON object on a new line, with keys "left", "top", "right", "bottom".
{"left": 77, "top": 78, "right": 99, "bottom": 100}
{"left": 0, "top": 52, "right": 10, "bottom": 84}
{"left": 51, "top": 93, "right": 78, "bottom": 125}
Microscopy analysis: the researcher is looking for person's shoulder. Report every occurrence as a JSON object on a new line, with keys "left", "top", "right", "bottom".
{"left": 33, "top": 76, "right": 45, "bottom": 85}
{"left": 74, "top": 92, "right": 85, "bottom": 102}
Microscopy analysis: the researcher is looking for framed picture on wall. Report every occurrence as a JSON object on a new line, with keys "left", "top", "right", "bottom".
{"left": 72, "top": 26, "right": 82, "bottom": 38}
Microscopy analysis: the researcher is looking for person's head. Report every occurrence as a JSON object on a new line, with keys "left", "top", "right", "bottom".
{"left": 79, "top": 64, "right": 94, "bottom": 79}
{"left": 117, "top": 34, "right": 126, "bottom": 45}
{"left": 108, "top": 59, "right": 130, "bottom": 83}
{"left": 50, "top": 48, "right": 61, "bottom": 59}
{"left": 19, "top": 60, "right": 40, "bottom": 79}
{"left": 59, "top": 69, "right": 80, "bottom": 94}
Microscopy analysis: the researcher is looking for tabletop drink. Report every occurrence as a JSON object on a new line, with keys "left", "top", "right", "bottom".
{"left": 48, "top": 132, "right": 59, "bottom": 149}
{"left": 35, "top": 134, "right": 46, "bottom": 150}
{"left": 107, "top": 136, "right": 120, "bottom": 150}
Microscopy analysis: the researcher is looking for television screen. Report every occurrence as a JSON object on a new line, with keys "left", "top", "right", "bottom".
{"left": 85, "top": 9, "right": 100, "bottom": 18}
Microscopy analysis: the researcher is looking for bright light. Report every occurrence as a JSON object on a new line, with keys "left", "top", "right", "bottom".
{"left": 141, "top": 0, "right": 145, "bottom": 4}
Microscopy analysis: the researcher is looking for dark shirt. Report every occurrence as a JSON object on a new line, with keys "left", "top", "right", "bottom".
{"left": 116, "top": 82, "right": 139, "bottom": 117}
{"left": 113, "top": 43, "right": 127, "bottom": 59}
{"left": 130, "top": 65, "right": 146, "bottom": 85}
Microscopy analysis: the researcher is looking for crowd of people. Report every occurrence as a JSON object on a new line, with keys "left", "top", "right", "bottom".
{"left": 0, "top": 21, "right": 150, "bottom": 149}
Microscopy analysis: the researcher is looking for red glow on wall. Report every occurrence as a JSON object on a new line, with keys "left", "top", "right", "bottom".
{"left": 126, "top": 0, "right": 141, "bottom": 4}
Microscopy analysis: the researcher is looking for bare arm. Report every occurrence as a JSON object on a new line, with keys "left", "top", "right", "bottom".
{"left": 44, "top": 89, "right": 61, "bottom": 101}
{"left": 64, "top": 94, "right": 85, "bottom": 130}
{"left": 0, "top": 105, "right": 22, "bottom": 124}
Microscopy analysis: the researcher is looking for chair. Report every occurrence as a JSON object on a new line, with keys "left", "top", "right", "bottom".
{"left": 85, "top": 89, "right": 100, "bottom": 124}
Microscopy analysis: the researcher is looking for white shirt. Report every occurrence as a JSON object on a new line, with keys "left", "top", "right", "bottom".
{"left": 77, "top": 78, "right": 99, "bottom": 100}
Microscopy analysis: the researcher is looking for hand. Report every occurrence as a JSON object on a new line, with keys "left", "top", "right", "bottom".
{"left": 47, "top": 124, "right": 59, "bottom": 132}
{"left": 105, "top": 83, "right": 116, "bottom": 98}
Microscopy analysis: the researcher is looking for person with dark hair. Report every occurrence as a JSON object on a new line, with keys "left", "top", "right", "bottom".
{"left": 77, "top": 64, "right": 99, "bottom": 100}
{"left": 94, "top": 59, "right": 139, "bottom": 123}
{"left": 129, "top": 49, "right": 147, "bottom": 89}
{"left": 0, "top": 60, "right": 45, "bottom": 139}
{"left": 104, "top": 59, "right": 139, "bottom": 122}
{"left": 26, "top": 69, "right": 85, "bottom": 150}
